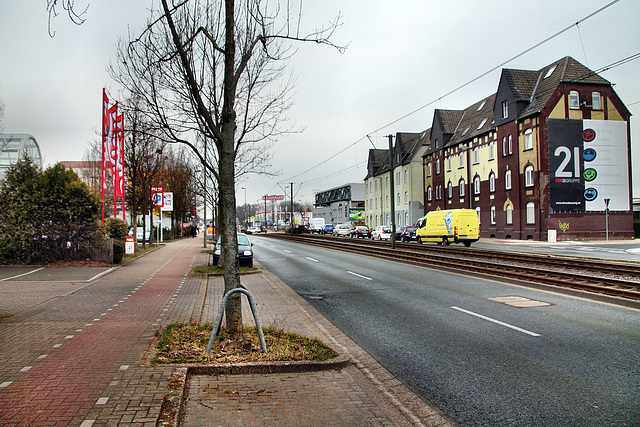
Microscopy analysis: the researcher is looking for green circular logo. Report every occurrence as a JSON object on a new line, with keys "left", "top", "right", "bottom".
{"left": 583, "top": 168, "right": 597, "bottom": 181}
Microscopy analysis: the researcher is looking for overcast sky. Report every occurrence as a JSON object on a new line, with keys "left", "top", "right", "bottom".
{"left": 1, "top": 0, "right": 639, "bottom": 208}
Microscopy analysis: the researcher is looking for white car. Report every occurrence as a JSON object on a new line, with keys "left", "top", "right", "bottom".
{"left": 332, "top": 224, "right": 351, "bottom": 237}
{"left": 246, "top": 226, "right": 261, "bottom": 234}
{"left": 372, "top": 225, "right": 392, "bottom": 240}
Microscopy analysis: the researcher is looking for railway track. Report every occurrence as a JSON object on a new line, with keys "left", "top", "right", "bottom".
{"left": 264, "top": 233, "right": 640, "bottom": 302}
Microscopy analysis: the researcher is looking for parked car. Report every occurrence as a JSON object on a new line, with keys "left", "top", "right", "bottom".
{"left": 322, "top": 224, "right": 335, "bottom": 235}
{"left": 333, "top": 223, "right": 352, "bottom": 237}
{"left": 396, "top": 225, "right": 418, "bottom": 242}
{"left": 211, "top": 233, "right": 254, "bottom": 267}
{"left": 351, "top": 225, "right": 372, "bottom": 238}
{"left": 246, "top": 226, "right": 261, "bottom": 234}
{"left": 371, "top": 225, "right": 392, "bottom": 240}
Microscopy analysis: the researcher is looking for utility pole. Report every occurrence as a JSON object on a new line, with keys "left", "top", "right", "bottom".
{"left": 389, "top": 134, "right": 396, "bottom": 249}
{"left": 264, "top": 195, "right": 267, "bottom": 231}
{"left": 290, "top": 182, "right": 294, "bottom": 234}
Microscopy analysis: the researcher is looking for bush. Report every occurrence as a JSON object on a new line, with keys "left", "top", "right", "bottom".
{"left": 104, "top": 218, "right": 128, "bottom": 240}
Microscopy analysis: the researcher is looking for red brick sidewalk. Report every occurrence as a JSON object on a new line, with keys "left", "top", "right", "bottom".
{"left": 0, "top": 238, "right": 201, "bottom": 426}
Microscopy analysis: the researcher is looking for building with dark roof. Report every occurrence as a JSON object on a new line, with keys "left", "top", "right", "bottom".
{"left": 422, "top": 56, "right": 633, "bottom": 241}
{"left": 365, "top": 131, "right": 430, "bottom": 228}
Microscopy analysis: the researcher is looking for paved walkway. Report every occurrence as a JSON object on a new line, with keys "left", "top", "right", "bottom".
{"left": 0, "top": 238, "right": 450, "bottom": 426}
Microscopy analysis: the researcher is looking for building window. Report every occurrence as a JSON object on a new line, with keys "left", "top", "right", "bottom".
{"left": 447, "top": 181, "right": 453, "bottom": 199}
{"left": 502, "top": 137, "right": 507, "bottom": 156}
{"left": 508, "top": 135, "right": 512, "bottom": 154}
{"left": 374, "top": 180, "right": 377, "bottom": 191}
{"left": 435, "top": 139, "right": 439, "bottom": 149}
{"left": 506, "top": 204, "right": 513, "bottom": 225}
{"left": 459, "top": 151, "right": 465, "bottom": 168}
{"left": 404, "top": 191, "right": 408, "bottom": 205}
{"left": 405, "top": 212, "right": 409, "bottom": 225}
{"left": 437, "top": 185, "right": 442, "bottom": 200}
{"left": 375, "top": 198, "right": 377, "bottom": 209}
{"left": 505, "top": 170, "right": 512, "bottom": 190}
{"left": 476, "top": 207, "right": 481, "bottom": 224}
{"left": 569, "top": 91, "right": 580, "bottom": 109}
{"left": 459, "top": 178, "right": 465, "bottom": 197}
{"left": 489, "top": 141, "right": 495, "bottom": 160}
{"left": 477, "top": 118, "right": 487, "bottom": 130}
{"left": 489, "top": 172, "right": 495, "bottom": 193}
{"left": 396, "top": 172, "right": 400, "bottom": 183}
{"left": 427, "top": 162, "right": 432, "bottom": 177}
{"left": 436, "top": 160, "right": 440, "bottom": 175}
{"left": 447, "top": 156, "right": 451, "bottom": 171}
{"left": 386, "top": 177, "right": 389, "bottom": 188}
{"left": 474, "top": 176, "right": 481, "bottom": 195}
{"left": 427, "top": 186, "right": 432, "bottom": 201}
{"left": 404, "top": 170, "right": 408, "bottom": 183}
{"left": 592, "top": 92, "right": 602, "bottom": 110}
{"left": 490, "top": 206, "right": 496, "bottom": 224}
{"left": 386, "top": 195, "right": 389, "bottom": 207}
{"left": 524, "top": 129, "right": 533, "bottom": 150}
{"left": 525, "top": 165, "right": 534, "bottom": 187}
{"left": 473, "top": 146, "right": 479, "bottom": 164}
{"left": 502, "top": 100, "right": 508, "bottom": 119}
{"left": 526, "top": 202, "right": 535, "bottom": 224}
{"left": 397, "top": 193, "right": 400, "bottom": 206}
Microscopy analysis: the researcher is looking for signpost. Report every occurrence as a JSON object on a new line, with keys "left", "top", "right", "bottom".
{"left": 125, "top": 235, "right": 136, "bottom": 256}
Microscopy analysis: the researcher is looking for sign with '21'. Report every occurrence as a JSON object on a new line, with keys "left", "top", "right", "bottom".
{"left": 547, "top": 119, "right": 628, "bottom": 212}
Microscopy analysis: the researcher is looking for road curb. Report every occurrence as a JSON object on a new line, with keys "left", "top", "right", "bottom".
{"left": 156, "top": 354, "right": 351, "bottom": 427}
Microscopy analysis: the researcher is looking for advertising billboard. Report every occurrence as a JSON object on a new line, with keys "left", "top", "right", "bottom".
{"left": 547, "top": 119, "right": 628, "bottom": 212}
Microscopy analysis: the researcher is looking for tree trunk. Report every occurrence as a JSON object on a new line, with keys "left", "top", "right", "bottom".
{"left": 220, "top": 0, "right": 242, "bottom": 337}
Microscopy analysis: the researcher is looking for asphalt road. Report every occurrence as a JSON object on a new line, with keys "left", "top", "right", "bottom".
{"left": 252, "top": 235, "right": 640, "bottom": 427}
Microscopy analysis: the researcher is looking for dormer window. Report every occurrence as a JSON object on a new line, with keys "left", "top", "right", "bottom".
{"left": 477, "top": 118, "right": 488, "bottom": 130}
{"left": 477, "top": 100, "right": 486, "bottom": 111}
{"left": 501, "top": 100, "right": 508, "bottom": 119}
{"left": 544, "top": 65, "right": 557, "bottom": 79}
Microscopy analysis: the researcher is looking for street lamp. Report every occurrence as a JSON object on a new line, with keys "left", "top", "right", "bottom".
{"left": 241, "top": 187, "right": 247, "bottom": 230}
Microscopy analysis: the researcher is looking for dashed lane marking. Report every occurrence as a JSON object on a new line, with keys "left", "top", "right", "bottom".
{"left": 452, "top": 306, "right": 541, "bottom": 337}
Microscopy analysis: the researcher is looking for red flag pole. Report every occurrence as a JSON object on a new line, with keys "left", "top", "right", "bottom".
{"left": 101, "top": 89, "right": 109, "bottom": 227}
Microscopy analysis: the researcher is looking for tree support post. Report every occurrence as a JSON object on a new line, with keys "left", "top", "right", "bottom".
{"left": 206, "top": 287, "right": 268, "bottom": 354}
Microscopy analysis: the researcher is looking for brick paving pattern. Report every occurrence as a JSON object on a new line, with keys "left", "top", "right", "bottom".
{"left": 0, "top": 237, "right": 451, "bottom": 426}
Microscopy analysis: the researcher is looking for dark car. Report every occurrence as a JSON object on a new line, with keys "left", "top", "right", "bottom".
{"left": 351, "top": 225, "right": 372, "bottom": 238}
{"left": 396, "top": 226, "right": 418, "bottom": 242}
{"left": 211, "top": 233, "right": 254, "bottom": 267}
{"left": 322, "top": 224, "right": 335, "bottom": 235}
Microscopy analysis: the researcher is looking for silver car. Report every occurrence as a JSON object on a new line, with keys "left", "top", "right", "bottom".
{"left": 332, "top": 224, "right": 351, "bottom": 237}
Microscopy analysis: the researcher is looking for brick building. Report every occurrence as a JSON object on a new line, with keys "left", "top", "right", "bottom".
{"left": 422, "top": 56, "right": 633, "bottom": 241}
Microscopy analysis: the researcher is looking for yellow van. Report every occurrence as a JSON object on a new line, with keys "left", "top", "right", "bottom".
{"left": 415, "top": 209, "right": 480, "bottom": 247}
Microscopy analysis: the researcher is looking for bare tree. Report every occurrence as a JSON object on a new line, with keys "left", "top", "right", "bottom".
{"left": 111, "top": 0, "right": 343, "bottom": 337}
{"left": 46, "top": 0, "right": 88, "bottom": 37}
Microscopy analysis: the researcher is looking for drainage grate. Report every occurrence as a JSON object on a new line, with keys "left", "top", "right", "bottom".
{"left": 488, "top": 296, "right": 552, "bottom": 308}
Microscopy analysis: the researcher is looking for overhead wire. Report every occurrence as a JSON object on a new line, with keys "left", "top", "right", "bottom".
{"left": 277, "top": 0, "right": 623, "bottom": 187}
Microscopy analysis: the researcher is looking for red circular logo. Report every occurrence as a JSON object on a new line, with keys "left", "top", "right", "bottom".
{"left": 582, "top": 128, "right": 596, "bottom": 142}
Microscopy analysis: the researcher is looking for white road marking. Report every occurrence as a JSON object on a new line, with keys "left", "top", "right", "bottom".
{"left": 347, "top": 271, "right": 372, "bottom": 280}
{"left": 284, "top": 250, "right": 292, "bottom": 253}
{"left": 0, "top": 267, "right": 44, "bottom": 281}
{"left": 451, "top": 306, "right": 541, "bottom": 337}
{"left": 305, "top": 257, "right": 319, "bottom": 263}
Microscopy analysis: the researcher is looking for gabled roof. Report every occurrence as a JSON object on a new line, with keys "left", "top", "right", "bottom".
{"left": 398, "top": 129, "right": 431, "bottom": 166}
{"left": 519, "top": 56, "right": 611, "bottom": 118}
{"left": 447, "top": 94, "right": 496, "bottom": 147}
{"left": 395, "top": 132, "right": 421, "bottom": 164}
{"left": 434, "top": 109, "right": 465, "bottom": 135}
{"left": 365, "top": 148, "right": 390, "bottom": 179}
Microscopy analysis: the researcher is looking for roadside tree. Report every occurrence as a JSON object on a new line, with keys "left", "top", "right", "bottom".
{"left": 111, "top": 0, "right": 343, "bottom": 337}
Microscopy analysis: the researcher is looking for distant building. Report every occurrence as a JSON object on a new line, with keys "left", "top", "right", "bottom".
{"left": 313, "top": 183, "right": 365, "bottom": 225}
{"left": 0, "top": 134, "right": 42, "bottom": 180}
{"left": 59, "top": 161, "right": 101, "bottom": 191}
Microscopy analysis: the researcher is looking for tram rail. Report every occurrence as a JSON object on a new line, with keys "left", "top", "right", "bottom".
{"left": 264, "top": 233, "right": 640, "bottom": 302}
